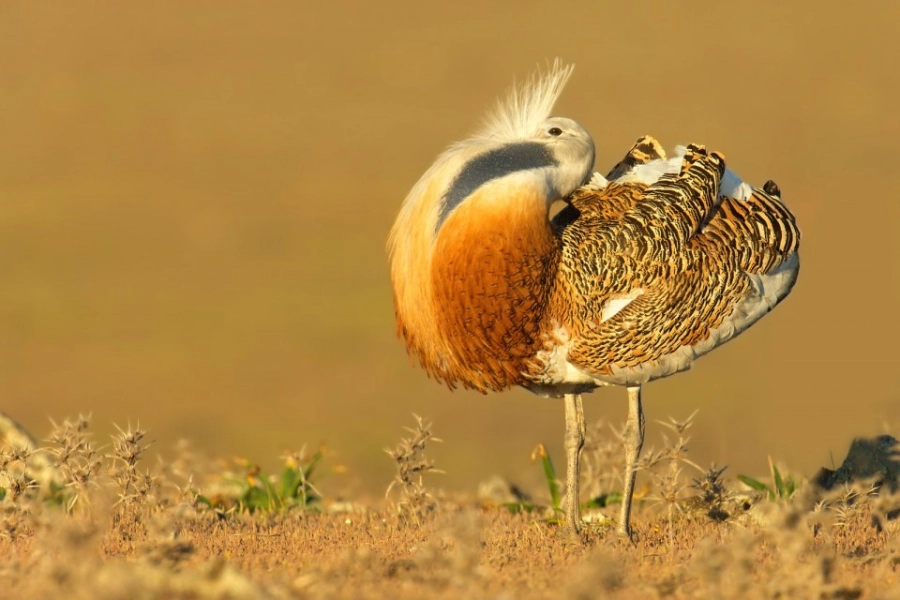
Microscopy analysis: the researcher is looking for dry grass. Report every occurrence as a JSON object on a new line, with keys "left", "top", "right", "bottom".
{"left": 385, "top": 414, "right": 443, "bottom": 523}
{"left": 2, "top": 415, "right": 899, "bottom": 599}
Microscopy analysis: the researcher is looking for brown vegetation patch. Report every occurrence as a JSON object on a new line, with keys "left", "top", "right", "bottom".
{"left": 2, "top": 414, "right": 899, "bottom": 598}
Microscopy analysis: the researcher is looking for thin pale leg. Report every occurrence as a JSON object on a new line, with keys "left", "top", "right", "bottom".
{"left": 563, "top": 393, "right": 585, "bottom": 536}
{"left": 618, "top": 385, "right": 645, "bottom": 538}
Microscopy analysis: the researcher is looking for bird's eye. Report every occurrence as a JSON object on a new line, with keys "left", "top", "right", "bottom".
{"left": 548, "top": 127, "right": 563, "bottom": 136}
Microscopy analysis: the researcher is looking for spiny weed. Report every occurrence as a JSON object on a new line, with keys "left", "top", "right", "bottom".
{"left": 0, "top": 446, "right": 37, "bottom": 503}
{"left": 386, "top": 414, "right": 442, "bottom": 523}
{"left": 109, "top": 424, "right": 156, "bottom": 508}
{"left": 637, "top": 412, "right": 702, "bottom": 547}
{"left": 46, "top": 414, "right": 103, "bottom": 513}
{"left": 581, "top": 419, "right": 624, "bottom": 509}
{"left": 689, "top": 464, "right": 731, "bottom": 522}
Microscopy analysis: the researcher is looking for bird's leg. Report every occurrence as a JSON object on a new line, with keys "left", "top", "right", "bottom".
{"left": 618, "top": 385, "right": 645, "bottom": 538}
{"left": 563, "top": 393, "right": 585, "bottom": 537}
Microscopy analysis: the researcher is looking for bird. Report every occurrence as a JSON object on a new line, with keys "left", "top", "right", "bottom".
{"left": 387, "top": 61, "right": 800, "bottom": 538}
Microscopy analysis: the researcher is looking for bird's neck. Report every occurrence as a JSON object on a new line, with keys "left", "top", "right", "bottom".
{"left": 429, "top": 183, "right": 559, "bottom": 392}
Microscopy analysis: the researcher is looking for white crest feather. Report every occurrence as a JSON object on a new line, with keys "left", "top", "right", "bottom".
{"left": 476, "top": 60, "right": 574, "bottom": 140}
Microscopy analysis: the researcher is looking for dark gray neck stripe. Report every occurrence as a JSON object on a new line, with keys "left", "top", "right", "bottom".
{"left": 437, "top": 142, "right": 557, "bottom": 231}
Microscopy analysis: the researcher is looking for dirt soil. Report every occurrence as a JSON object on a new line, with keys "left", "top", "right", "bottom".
{"left": 3, "top": 496, "right": 899, "bottom": 599}
{"left": 1, "top": 2, "right": 900, "bottom": 493}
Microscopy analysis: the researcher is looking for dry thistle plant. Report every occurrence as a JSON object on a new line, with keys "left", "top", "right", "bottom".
{"left": 106, "top": 423, "right": 161, "bottom": 549}
{"left": 46, "top": 414, "right": 103, "bottom": 513}
{"left": 108, "top": 424, "right": 156, "bottom": 508}
{"left": 581, "top": 419, "right": 622, "bottom": 503}
{"left": 688, "top": 464, "right": 734, "bottom": 523}
{"left": 385, "top": 414, "right": 443, "bottom": 523}
{"left": 636, "top": 411, "right": 702, "bottom": 545}
{"left": 813, "top": 479, "right": 883, "bottom": 535}
{"left": 0, "top": 411, "right": 54, "bottom": 501}
{"left": 0, "top": 444, "right": 39, "bottom": 540}
{"left": 0, "top": 445, "right": 37, "bottom": 503}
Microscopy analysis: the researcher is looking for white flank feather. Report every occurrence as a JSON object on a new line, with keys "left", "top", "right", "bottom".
{"left": 720, "top": 168, "right": 753, "bottom": 201}
{"left": 612, "top": 144, "right": 754, "bottom": 201}
{"left": 585, "top": 172, "right": 610, "bottom": 189}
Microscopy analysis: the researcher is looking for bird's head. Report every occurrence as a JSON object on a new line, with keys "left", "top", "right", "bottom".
{"left": 391, "top": 61, "right": 594, "bottom": 250}
{"left": 387, "top": 61, "right": 594, "bottom": 387}
{"left": 534, "top": 115, "right": 596, "bottom": 201}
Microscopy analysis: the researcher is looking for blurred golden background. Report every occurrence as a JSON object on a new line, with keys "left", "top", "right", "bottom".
{"left": 1, "top": 2, "right": 898, "bottom": 496}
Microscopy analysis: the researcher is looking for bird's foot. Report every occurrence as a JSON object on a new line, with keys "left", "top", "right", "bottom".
{"left": 562, "top": 523, "right": 585, "bottom": 547}
{"left": 615, "top": 522, "right": 638, "bottom": 543}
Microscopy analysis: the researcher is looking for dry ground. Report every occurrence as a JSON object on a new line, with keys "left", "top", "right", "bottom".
{"left": 4, "top": 502, "right": 898, "bottom": 600}
{"left": 1, "top": 2, "right": 900, "bottom": 494}
{"left": 2, "top": 415, "right": 899, "bottom": 599}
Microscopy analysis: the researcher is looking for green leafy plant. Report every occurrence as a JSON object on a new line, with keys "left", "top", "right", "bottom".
{"left": 500, "top": 444, "right": 561, "bottom": 517}
{"left": 505, "top": 444, "right": 623, "bottom": 519}
{"left": 738, "top": 457, "right": 798, "bottom": 500}
{"left": 533, "top": 443, "right": 562, "bottom": 517}
{"left": 584, "top": 491, "right": 623, "bottom": 509}
{"left": 199, "top": 447, "right": 323, "bottom": 514}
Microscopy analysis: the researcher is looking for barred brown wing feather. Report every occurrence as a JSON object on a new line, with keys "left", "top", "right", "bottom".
{"left": 605, "top": 135, "right": 667, "bottom": 180}
{"left": 699, "top": 188, "right": 800, "bottom": 275}
{"left": 542, "top": 145, "right": 799, "bottom": 387}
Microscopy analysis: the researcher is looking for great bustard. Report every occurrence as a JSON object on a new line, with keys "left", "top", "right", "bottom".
{"left": 387, "top": 62, "right": 800, "bottom": 537}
